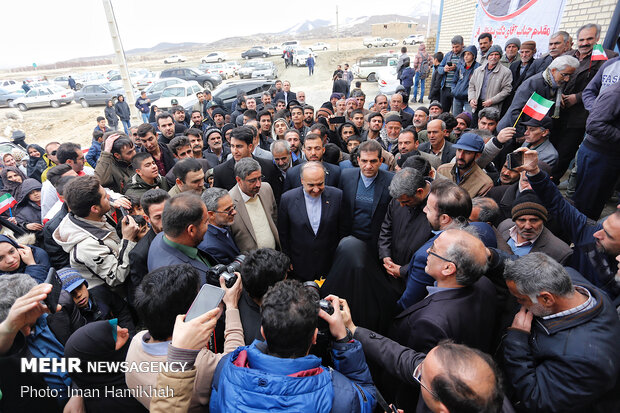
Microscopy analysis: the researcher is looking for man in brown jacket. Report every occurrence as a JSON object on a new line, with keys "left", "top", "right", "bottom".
{"left": 94, "top": 133, "right": 136, "bottom": 194}
{"left": 437, "top": 132, "right": 493, "bottom": 197}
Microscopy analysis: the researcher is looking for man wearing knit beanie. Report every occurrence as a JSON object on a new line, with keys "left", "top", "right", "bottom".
{"left": 468, "top": 44, "right": 512, "bottom": 114}
{"left": 454, "top": 112, "right": 472, "bottom": 138}
{"left": 501, "top": 38, "right": 522, "bottom": 67}
{"left": 497, "top": 190, "right": 572, "bottom": 263}
{"left": 505, "top": 40, "right": 538, "bottom": 104}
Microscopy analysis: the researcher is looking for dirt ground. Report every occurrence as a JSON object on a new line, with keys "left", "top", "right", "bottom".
{"left": 0, "top": 36, "right": 395, "bottom": 148}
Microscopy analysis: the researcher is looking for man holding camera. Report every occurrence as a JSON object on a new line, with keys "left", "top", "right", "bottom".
{"left": 151, "top": 280, "right": 376, "bottom": 412}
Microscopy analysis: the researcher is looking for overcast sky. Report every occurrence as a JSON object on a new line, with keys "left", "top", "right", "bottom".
{"left": 5, "top": 0, "right": 438, "bottom": 68}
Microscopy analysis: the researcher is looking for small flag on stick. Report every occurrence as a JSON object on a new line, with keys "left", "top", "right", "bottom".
{"left": 592, "top": 44, "right": 608, "bottom": 61}
{"left": 0, "top": 193, "right": 17, "bottom": 215}
{"left": 522, "top": 92, "right": 554, "bottom": 121}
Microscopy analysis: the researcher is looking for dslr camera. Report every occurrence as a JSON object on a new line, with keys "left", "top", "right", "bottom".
{"left": 207, "top": 255, "right": 246, "bottom": 288}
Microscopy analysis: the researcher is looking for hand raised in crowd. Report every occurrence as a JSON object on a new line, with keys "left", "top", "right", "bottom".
{"left": 18, "top": 244, "right": 36, "bottom": 266}
{"left": 496, "top": 126, "right": 516, "bottom": 143}
{"left": 25, "top": 222, "right": 44, "bottom": 232}
{"left": 171, "top": 307, "right": 221, "bottom": 351}
{"left": 382, "top": 257, "right": 402, "bottom": 279}
{"left": 111, "top": 196, "right": 132, "bottom": 210}
{"left": 103, "top": 133, "right": 121, "bottom": 152}
{"left": 0, "top": 283, "right": 61, "bottom": 345}
{"left": 318, "top": 294, "right": 348, "bottom": 341}
{"left": 510, "top": 306, "right": 533, "bottom": 334}
{"left": 514, "top": 147, "right": 540, "bottom": 175}
{"left": 120, "top": 215, "right": 139, "bottom": 241}
{"left": 221, "top": 272, "right": 243, "bottom": 309}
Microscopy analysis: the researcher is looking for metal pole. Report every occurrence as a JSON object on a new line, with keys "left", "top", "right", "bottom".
{"left": 336, "top": 5, "right": 340, "bottom": 53}
{"left": 102, "top": 0, "right": 140, "bottom": 125}
{"left": 426, "top": 0, "right": 433, "bottom": 38}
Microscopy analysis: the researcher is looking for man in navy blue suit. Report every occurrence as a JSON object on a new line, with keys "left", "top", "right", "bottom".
{"left": 278, "top": 162, "right": 343, "bottom": 281}
{"left": 338, "top": 139, "right": 394, "bottom": 248}
{"left": 283, "top": 133, "right": 341, "bottom": 192}
{"left": 198, "top": 187, "right": 241, "bottom": 265}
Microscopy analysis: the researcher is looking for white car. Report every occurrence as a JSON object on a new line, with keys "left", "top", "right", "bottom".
{"left": 164, "top": 55, "right": 187, "bottom": 64}
{"left": 382, "top": 38, "right": 399, "bottom": 47}
{"left": 309, "top": 42, "right": 330, "bottom": 51}
{"left": 377, "top": 66, "right": 399, "bottom": 96}
{"left": 251, "top": 62, "right": 278, "bottom": 80}
{"left": 14, "top": 85, "right": 74, "bottom": 111}
{"left": 226, "top": 61, "right": 241, "bottom": 74}
{"left": 136, "top": 71, "right": 159, "bottom": 89}
{"left": 238, "top": 59, "right": 265, "bottom": 79}
{"left": 403, "top": 34, "right": 424, "bottom": 45}
{"left": 201, "top": 52, "right": 227, "bottom": 63}
{"left": 292, "top": 49, "right": 314, "bottom": 67}
{"left": 204, "top": 63, "right": 235, "bottom": 79}
{"left": 152, "top": 81, "right": 202, "bottom": 112}
{"left": 268, "top": 45, "right": 283, "bottom": 56}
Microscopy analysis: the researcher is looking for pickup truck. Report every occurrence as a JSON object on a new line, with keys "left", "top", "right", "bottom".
{"left": 352, "top": 56, "right": 398, "bottom": 82}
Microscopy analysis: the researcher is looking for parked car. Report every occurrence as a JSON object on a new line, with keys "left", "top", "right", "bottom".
{"left": 14, "top": 85, "right": 74, "bottom": 111}
{"left": 201, "top": 52, "right": 227, "bottom": 63}
{"left": 0, "top": 88, "right": 25, "bottom": 107}
{"left": 241, "top": 48, "right": 269, "bottom": 59}
{"left": 73, "top": 82, "right": 124, "bottom": 107}
{"left": 363, "top": 37, "right": 398, "bottom": 48}
{"left": 403, "top": 34, "right": 424, "bottom": 45}
{"left": 136, "top": 71, "right": 159, "bottom": 89}
{"left": 238, "top": 60, "right": 266, "bottom": 79}
{"left": 74, "top": 72, "right": 107, "bottom": 89}
{"left": 226, "top": 61, "right": 241, "bottom": 75}
{"left": 143, "top": 77, "right": 184, "bottom": 100}
{"left": 251, "top": 62, "right": 278, "bottom": 80}
{"left": 377, "top": 66, "right": 399, "bottom": 95}
{"left": 292, "top": 49, "right": 314, "bottom": 67}
{"left": 160, "top": 67, "right": 222, "bottom": 90}
{"left": 204, "top": 63, "right": 235, "bottom": 79}
{"left": 382, "top": 38, "right": 398, "bottom": 47}
{"left": 212, "top": 80, "right": 275, "bottom": 113}
{"left": 164, "top": 55, "right": 187, "bottom": 64}
{"left": 0, "top": 138, "right": 29, "bottom": 162}
{"left": 152, "top": 81, "right": 202, "bottom": 112}
{"left": 53, "top": 76, "right": 72, "bottom": 88}
{"left": 281, "top": 40, "right": 301, "bottom": 49}
{"left": 268, "top": 46, "right": 283, "bottom": 56}
{"left": 0, "top": 80, "right": 21, "bottom": 92}
{"left": 352, "top": 56, "right": 398, "bottom": 82}
{"left": 309, "top": 42, "right": 330, "bottom": 51}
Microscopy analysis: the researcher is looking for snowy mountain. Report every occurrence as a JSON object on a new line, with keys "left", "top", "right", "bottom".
{"left": 279, "top": 19, "right": 332, "bottom": 35}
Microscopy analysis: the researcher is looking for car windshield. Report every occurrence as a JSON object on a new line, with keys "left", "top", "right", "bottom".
{"left": 255, "top": 64, "right": 271, "bottom": 70}
{"left": 162, "top": 87, "right": 185, "bottom": 98}
{"left": 297, "top": 49, "right": 309, "bottom": 54}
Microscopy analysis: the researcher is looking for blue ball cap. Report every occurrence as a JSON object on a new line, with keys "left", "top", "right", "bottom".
{"left": 57, "top": 267, "right": 87, "bottom": 293}
{"left": 453, "top": 132, "right": 485, "bottom": 153}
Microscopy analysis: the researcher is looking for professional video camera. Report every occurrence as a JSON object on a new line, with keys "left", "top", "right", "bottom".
{"left": 207, "top": 255, "right": 246, "bottom": 288}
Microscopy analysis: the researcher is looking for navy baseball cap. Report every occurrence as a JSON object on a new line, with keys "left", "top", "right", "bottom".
{"left": 58, "top": 267, "right": 87, "bottom": 293}
{"left": 453, "top": 132, "right": 485, "bottom": 153}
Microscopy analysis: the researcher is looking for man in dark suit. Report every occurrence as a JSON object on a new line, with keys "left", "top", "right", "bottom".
{"left": 339, "top": 139, "right": 394, "bottom": 249}
{"left": 271, "top": 139, "right": 301, "bottom": 181}
{"left": 417, "top": 119, "right": 457, "bottom": 165}
{"left": 283, "top": 133, "right": 341, "bottom": 192}
{"left": 388, "top": 228, "right": 497, "bottom": 411}
{"left": 147, "top": 192, "right": 217, "bottom": 285}
{"left": 273, "top": 80, "right": 296, "bottom": 106}
{"left": 212, "top": 126, "right": 282, "bottom": 202}
{"left": 198, "top": 187, "right": 241, "bottom": 265}
{"left": 278, "top": 162, "right": 343, "bottom": 281}
{"left": 332, "top": 72, "right": 350, "bottom": 97}
{"left": 128, "top": 189, "right": 169, "bottom": 307}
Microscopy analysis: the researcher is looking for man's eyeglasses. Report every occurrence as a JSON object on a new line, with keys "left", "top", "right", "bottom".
{"left": 428, "top": 244, "right": 454, "bottom": 264}
{"left": 413, "top": 362, "right": 439, "bottom": 400}
{"left": 212, "top": 205, "right": 236, "bottom": 216}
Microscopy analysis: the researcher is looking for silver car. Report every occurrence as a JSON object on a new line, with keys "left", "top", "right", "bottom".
{"left": 13, "top": 85, "right": 74, "bottom": 111}
{"left": 143, "top": 77, "right": 185, "bottom": 101}
{"left": 73, "top": 82, "right": 123, "bottom": 107}
{"left": 251, "top": 62, "right": 278, "bottom": 80}
{"left": 0, "top": 88, "right": 25, "bottom": 107}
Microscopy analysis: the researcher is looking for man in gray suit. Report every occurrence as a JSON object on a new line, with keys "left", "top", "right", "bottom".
{"left": 229, "top": 158, "right": 280, "bottom": 253}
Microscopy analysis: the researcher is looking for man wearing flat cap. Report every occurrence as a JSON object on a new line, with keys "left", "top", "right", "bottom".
{"left": 497, "top": 191, "right": 573, "bottom": 264}
{"left": 520, "top": 115, "right": 558, "bottom": 166}
{"left": 437, "top": 132, "right": 493, "bottom": 197}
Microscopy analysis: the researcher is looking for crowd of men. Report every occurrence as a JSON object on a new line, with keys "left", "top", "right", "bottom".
{"left": 0, "top": 21, "right": 619, "bottom": 413}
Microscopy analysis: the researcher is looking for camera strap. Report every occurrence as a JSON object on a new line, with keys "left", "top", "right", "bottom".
{"left": 374, "top": 389, "right": 397, "bottom": 413}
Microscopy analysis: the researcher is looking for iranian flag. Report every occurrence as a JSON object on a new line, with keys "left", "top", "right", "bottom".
{"left": 0, "top": 193, "right": 17, "bottom": 215}
{"left": 592, "top": 44, "right": 608, "bottom": 61}
{"left": 522, "top": 92, "right": 554, "bottom": 121}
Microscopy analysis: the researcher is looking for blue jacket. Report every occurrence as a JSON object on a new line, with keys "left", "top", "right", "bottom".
{"left": 527, "top": 171, "right": 619, "bottom": 299}
{"left": 0, "top": 234, "right": 50, "bottom": 283}
{"left": 583, "top": 80, "right": 620, "bottom": 156}
{"left": 503, "top": 285, "right": 620, "bottom": 412}
{"left": 85, "top": 140, "right": 101, "bottom": 169}
{"left": 210, "top": 340, "right": 376, "bottom": 413}
{"left": 135, "top": 97, "right": 150, "bottom": 114}
{"left": 400, "top": 67, "right": 415, "bottom": 88}
{"left": 452, "top": 45, "right": 480, "bottom": 100}
{"left": 197, "top": 225, "right": 240, "bottom": 266}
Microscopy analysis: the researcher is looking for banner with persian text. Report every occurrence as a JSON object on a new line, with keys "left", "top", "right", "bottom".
{"left": 471, "top": 0, "right": 567, "bottom": 57}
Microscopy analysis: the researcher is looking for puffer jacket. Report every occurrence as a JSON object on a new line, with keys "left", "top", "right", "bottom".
{"left": 114, "top": 97, "right": 131, "bottom": 121}
{"left": 210, "top": 340, "right": 376, "bottom": 413}
{"left": 14, "top": 178, "right": 42, "bottom": 231}
{"left": 52, "top": 213, "right": 135, "bottom": 289}
{"left": 452, "top": 45, "right": 480, "bottom": 100}
{"left": 104, "top": 102, "right": 119, "bottom": 127}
